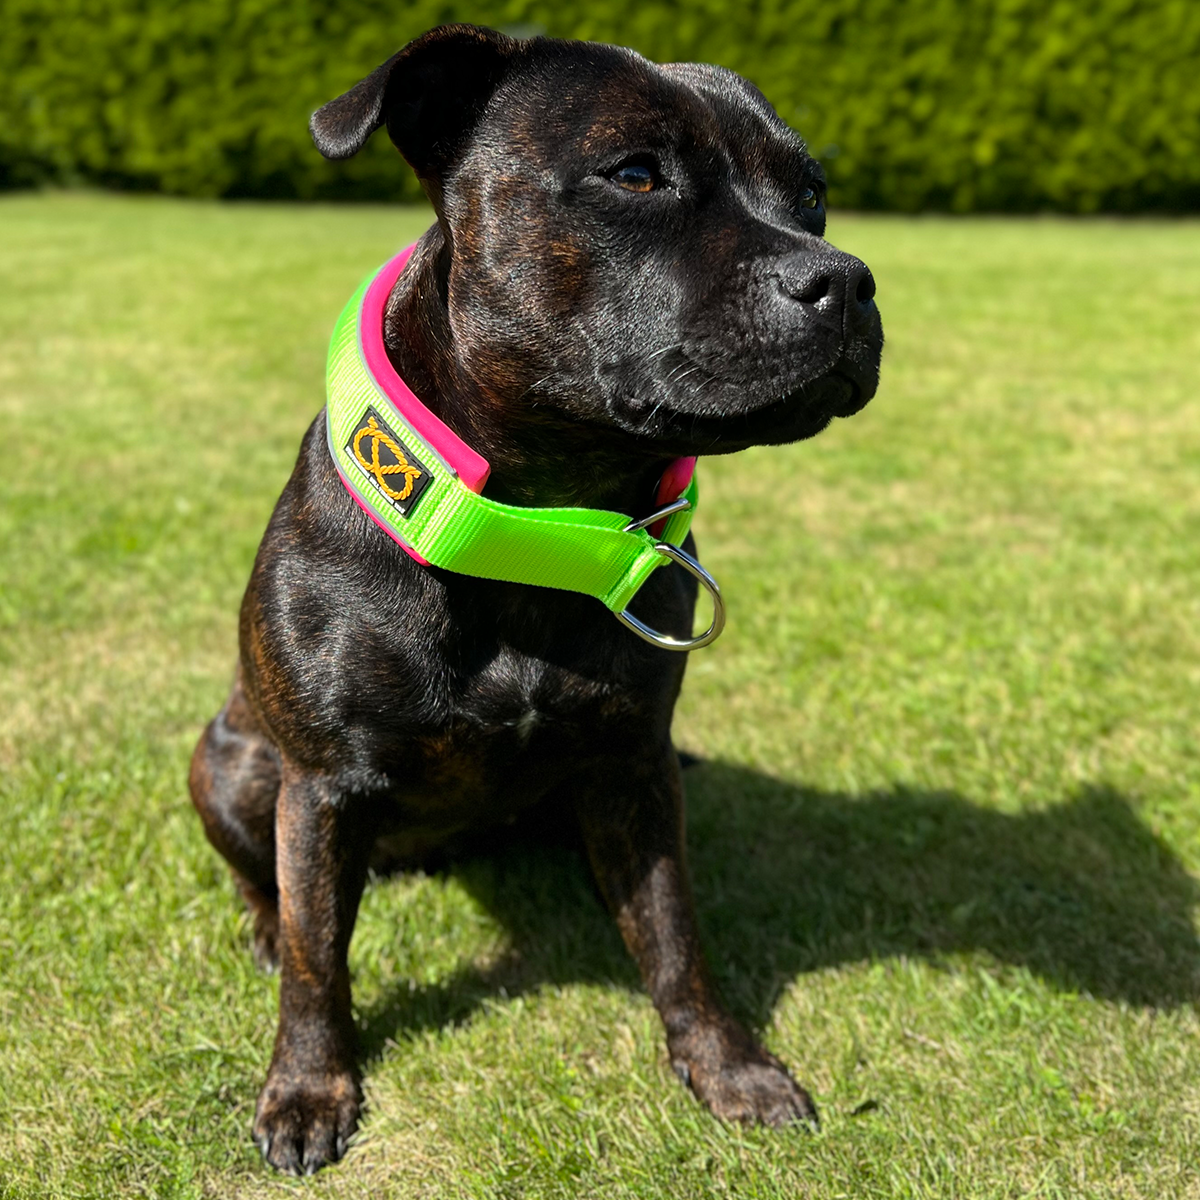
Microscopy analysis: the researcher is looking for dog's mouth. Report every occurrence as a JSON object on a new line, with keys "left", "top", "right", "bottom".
{"left": 608, "top": 359, "right": 876, "bottom": 455}
{"left": 708, "top": 370, "right": 868, "bottom": 448}
{"left": 778, "top": 369, "right": 858, "bottom": 418}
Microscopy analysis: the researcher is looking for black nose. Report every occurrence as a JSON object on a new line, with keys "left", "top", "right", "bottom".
{"left": 776, "top": 250, "right": 877, "bottom": 337}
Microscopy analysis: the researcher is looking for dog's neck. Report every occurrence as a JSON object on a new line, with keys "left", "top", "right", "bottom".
{"left": 381, "top": 229, "right": 672, "bottom": 517}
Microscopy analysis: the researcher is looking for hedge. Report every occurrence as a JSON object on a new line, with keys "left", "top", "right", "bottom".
{"left": 2, "top": 0, "right": 1198, "bottom": 211}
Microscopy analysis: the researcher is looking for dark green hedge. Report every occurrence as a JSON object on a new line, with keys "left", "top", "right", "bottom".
{"left": 2, "top": 0, "right": 1198, "bottom": 211}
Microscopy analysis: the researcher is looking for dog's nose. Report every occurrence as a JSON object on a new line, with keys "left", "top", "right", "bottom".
{"left": 776, "top": 250, "right": 877, "bottom": 339}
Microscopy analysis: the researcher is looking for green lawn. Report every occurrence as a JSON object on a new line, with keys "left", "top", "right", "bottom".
{"left": 2, "top": 192, "right": 1199, "bottom": 1199}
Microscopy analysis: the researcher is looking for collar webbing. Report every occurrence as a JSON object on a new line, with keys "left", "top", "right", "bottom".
{"left": 325, "top": 246, "right": 697, "bottom": 614}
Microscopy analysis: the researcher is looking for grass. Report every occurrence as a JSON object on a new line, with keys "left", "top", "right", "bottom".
{"left": 1, "top": 191, "right": 1199, "bottom": 1198}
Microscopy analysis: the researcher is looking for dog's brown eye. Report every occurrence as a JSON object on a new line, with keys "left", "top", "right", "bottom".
{"left": 613, "top": 164, "right": 656, "bottom": 193}
{"left": 798, "top": 187, "right": 820, "bottom": 209}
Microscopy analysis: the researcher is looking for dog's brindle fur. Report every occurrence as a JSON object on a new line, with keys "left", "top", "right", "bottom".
{"left": 189, "top": 25, "right": 882, "bottom": 1174}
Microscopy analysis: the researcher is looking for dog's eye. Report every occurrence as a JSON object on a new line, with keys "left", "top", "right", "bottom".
{"left": 798, "top": 187, "right": 820, "bottom": 210}
{"left": 612, "top": 163, "right": 657, "bottom": 193}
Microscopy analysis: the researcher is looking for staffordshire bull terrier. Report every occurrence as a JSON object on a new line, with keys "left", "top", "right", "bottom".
{"left": 190, "top": 23, "right": 882, "bottom": 1174}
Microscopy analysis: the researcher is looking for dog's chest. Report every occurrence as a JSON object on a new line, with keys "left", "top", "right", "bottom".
{"left": 374, "top": 646, "right": 641, "bottom": 827}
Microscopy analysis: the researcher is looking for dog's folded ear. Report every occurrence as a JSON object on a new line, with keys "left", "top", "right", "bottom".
{"left": 310, "top": 24, "right": 518, "bottom": 180}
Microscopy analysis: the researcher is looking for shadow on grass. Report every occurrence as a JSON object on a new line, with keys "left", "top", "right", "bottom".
{"left": 359, "top": 760, "right": 1200, "bottom": 1060}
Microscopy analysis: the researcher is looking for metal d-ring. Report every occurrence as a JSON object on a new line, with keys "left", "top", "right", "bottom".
{"left": 622, "top": 495, "right": 692, "bottom": 533}
{"left": 614, "top": 540, "right": 727, "bottom": 651}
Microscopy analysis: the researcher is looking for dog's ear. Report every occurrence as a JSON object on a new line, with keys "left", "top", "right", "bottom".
{"left": 310, "top": 24, "right": 518, "bottom": 180}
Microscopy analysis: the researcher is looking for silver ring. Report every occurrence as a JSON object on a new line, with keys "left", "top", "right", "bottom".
{"left": 614, "top": 541, "right": 726, "bottom": 651}
{"left": 623, "top": 496, "right": 691, "bottom": 533}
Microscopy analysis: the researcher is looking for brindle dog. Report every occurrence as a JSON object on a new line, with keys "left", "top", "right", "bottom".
{"left": 190, "top": 23, "right": 883, "bottom": 1174}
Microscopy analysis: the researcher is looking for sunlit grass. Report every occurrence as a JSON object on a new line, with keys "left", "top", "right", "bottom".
{"left": 2, "top": 194, "right": 1199, "bottom": 1198}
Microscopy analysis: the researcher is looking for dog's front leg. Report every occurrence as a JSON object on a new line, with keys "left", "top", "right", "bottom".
{"left": 575, "top": 748, "right": 818, "bottom": 1128}
{"left": 252, "top": 764, "right": 372, "bottom": 1174}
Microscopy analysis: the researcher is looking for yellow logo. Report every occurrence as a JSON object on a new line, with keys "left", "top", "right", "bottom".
{"left": 351, "top": 414, "right": 423, "bottom": 502}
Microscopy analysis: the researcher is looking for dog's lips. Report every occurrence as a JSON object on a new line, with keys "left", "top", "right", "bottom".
{"left": 801, "top": 369, "right": 870, "bottom": 419}
{"left": 608, "top": 358, "right": 873, "bottom": 453}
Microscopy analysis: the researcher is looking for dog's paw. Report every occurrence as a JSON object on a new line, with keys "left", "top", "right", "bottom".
{"left": 250, "top": 905, "right": 280, "bottom": 973}
{"left": 685, "top": 1054, "right": 818, "bottom": 1128}
{"left": 232, "top": 873, "right": 281, "bottom": 972}
{"left": 670, "top": 1028, "right": 818, "bottom": 1129}
{"left": 253, "top": 1070, "right": 360, "bottom": 1175}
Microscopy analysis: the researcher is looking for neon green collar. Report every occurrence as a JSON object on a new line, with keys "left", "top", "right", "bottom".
{"left": 325, "top": 246, "right": 722, "bottom": 650}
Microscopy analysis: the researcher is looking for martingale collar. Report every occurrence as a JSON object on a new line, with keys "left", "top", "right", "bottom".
{"left": 325, "top": 245, "right": 724, "bottom": 650}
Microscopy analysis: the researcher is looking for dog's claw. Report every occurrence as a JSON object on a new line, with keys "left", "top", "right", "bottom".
{"left": 709, "top": 1057, "right": 818, "bottom": 1128}
{"left": 669, "top": 1027, "right": 818, "bottom": 1129}
{"left": 253, "top": 1071, "right": 360, "bottom": 1175}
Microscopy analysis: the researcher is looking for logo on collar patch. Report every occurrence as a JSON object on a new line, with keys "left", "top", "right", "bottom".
{"left": 347, "top": 405, "right": 433, "bottom": 517}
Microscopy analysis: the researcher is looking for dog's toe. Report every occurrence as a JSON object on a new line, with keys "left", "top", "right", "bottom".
{"left": 723, "top": 1058, "right": 819, "bottom": 1128}
{"left": 671, "top": 1027, "right": 818, "bottom": 1130}
{"left": 253, "top": 1072, "right": 360, "bottom": 1174}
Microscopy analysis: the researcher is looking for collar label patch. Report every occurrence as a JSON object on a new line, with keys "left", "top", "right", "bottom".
{"left": 346, "top": 405, "right": 433, "bottom": 517}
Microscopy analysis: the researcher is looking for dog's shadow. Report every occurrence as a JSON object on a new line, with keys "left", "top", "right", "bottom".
{"left": 357, "top": 759, "right": 1200, "bottom": 1058}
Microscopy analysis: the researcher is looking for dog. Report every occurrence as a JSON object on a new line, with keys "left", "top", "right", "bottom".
{"left": 189, "top": 23, "right": 882, "bottom": 1175}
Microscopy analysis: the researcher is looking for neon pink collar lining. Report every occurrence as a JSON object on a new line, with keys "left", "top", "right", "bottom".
{"left": 360, "top": 244, "right": 492, "bottom": 492}
{"left": 358, "top": 242, "right": 695, "bottom": 530}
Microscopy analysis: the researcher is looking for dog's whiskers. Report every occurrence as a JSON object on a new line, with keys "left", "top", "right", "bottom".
{"left": 518, "top": 372, "right": 564, "bottom": 404}
{"left": 641, "top": 398, "right": 666, "bottom": 429}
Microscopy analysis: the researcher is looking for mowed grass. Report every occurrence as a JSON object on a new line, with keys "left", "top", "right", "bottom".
{"left": 2, "top": 192, "right": 1199, "bottom": 1199}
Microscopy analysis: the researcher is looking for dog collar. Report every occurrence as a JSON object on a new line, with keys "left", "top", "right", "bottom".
{"left": 325, "top": 245, "right": 724, "bottom": 650}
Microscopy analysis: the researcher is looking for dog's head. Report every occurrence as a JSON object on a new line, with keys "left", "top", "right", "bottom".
{"left": 312, "top": 25, "right": 882, "bottom": 461}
